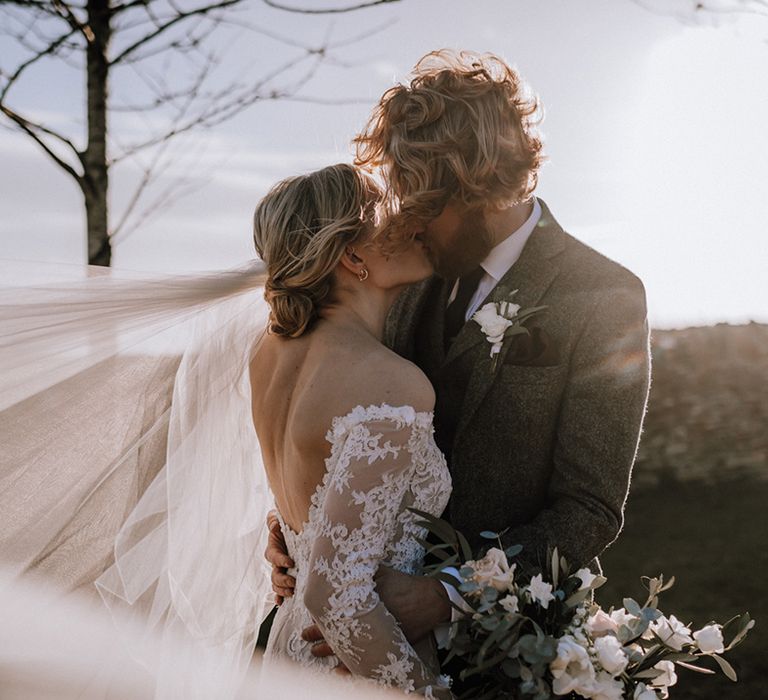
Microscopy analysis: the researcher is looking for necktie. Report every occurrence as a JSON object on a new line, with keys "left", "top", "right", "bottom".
{"left": 444, "top": 266, "right": 484, "bottom": 348}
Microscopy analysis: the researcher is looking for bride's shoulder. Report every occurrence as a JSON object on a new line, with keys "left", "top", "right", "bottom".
{"left": 315, "top": 336, "right": 435, "bottom": 419}
{"left": 362, "top": 346, "right": 435, "bottom": 414}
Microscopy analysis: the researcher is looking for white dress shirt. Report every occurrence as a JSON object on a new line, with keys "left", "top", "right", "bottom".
{"left": 434, "top": 198, "right": 542, "bottom": 649}
{"left": 447, "top": 198, "right": 542, "bottom": 320}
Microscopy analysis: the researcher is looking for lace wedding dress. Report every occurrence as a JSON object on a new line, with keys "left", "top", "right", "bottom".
{"left": 263, "top": 403, "right": 453, "bottom": 699}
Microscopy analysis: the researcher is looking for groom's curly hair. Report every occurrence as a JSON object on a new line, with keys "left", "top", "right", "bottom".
{"left": 355, "top": 49, "right": 544, "bottom": 240}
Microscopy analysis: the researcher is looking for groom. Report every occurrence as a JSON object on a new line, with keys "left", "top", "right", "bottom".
{"left": 266, "top": 49, "right": 650, "bottom": 660}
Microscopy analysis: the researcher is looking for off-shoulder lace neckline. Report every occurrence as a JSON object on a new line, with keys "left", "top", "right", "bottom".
{"left": 329, "top": 403, "right": 434, "bottom": 438}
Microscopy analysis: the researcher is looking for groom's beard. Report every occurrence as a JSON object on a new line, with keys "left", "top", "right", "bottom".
{"left": 426, "top": 209, "right": 494, "bottom": 280}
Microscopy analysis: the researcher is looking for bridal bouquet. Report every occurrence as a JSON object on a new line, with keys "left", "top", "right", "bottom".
{"left": 411, "top": 510, "right": 754, "bottom": 700}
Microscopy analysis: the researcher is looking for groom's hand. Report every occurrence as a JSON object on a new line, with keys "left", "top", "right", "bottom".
{"left": 301, "top": 625, "right": 349, "bottom": 675}
{"left": 375, "top": 565, "right": 452, "bottom": 644}
{"left": 265, "top": 510, "right": 295, "bottom": 605}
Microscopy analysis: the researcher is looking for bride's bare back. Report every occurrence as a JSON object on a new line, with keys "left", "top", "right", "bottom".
{"left": 249, "top": 319, "right": 434, "bottom": 534}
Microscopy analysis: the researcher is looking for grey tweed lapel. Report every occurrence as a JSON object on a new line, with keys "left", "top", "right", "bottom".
{"left": 453, "top": 199, "right": 566, "bottom": 440}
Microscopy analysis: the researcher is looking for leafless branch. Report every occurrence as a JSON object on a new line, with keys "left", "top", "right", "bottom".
{"left": 109, "top": 50, "right": 315, "bottom": 163}
{"left": 0, "top": 1, "right": 66, "bottom": 20}
{"left": 0, "top": 104, "right": 82, "bottom": 182}
{"left": 51, "top": 0, "right": 94, "bottom": 42}
{"left": 109, "top": 0, "right": 243, "bottom": 66}
{"left": 111, "top": 122, "right": 222, "bottom": 243}
{"left": 113, "top": 173, "right": 202, "bottom": 242}
{"left": 262, "top": 0, "right": 399, "bottom": 14}
{"left": 0, "top": 27, "right": 76, "bottom": 101}
{"left": 112, "top": 0, "right": 159, "bottom": 15}
{"left": 280, "top": 94, "right": 368, "bottom": 105}
{"left": 111, "top": 135, "right": 174, "bottom": 238}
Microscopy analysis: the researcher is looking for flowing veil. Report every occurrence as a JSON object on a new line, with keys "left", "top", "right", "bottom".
{"left": 0, "top": 259, "right": 276, "bottom": 697}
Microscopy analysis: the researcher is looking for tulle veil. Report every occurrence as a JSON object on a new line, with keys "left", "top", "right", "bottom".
{"left": 0, "top": 258, "right": 277, "bottom": 697}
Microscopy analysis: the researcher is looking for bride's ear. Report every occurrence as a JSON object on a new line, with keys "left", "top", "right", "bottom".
{"left": 339, "top": 246, "right": 366, "bottom": 277}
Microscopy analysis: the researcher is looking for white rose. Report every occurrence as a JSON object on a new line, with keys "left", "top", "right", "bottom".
{"left": 498, "top": 300, "right": 521, "bottom": 319}
{"left": 499, "top": 594, "right": 519, "bottom": 615}
{"left": 527, "top": 573, "right": 555, "bottom": 609}
{"left": 650, "top": 615, "right": 693, "bottom": 651}
{"left": 610, "top": 607, "right": 637, "bottom": 629}
{"left": 593, "top": 635, "right": 629, "bottom": 675}
{"left": 634, "top": 683, "right": 660, "bottom": 700}
{"left": 465, "top": 547, "right": 516, "bottom": 592}
{"left": 550, "top": 635, "right": 595, "bottom": 696}
{"left": 471, "top": 303, "right": 499, "bottom": 327}
{"left": 651, "top": 660, "right": 678, "bottom": 690}
{"left": 575, "top": 567, "right": 597, "bottom": 590}
{"left": 693, "top": 624, "right": 725, "bottom": 654}
{"left": 587, "top": 609, "right": 619, "bottom": 637}
{"left": 472, "top": 303, "right": 513, "bottom": 343}
{"left": 587, "top": 671, "right": 625, "bottom": 700}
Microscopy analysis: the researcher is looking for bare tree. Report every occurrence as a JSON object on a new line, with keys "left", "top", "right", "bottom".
{"left": 631, "top": 0, "right": 768, "bottom": 23}
{"left": 0, "top": 1, "right": 384, "bottom": 265}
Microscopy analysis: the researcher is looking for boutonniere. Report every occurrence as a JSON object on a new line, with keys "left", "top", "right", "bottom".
{"left": 471, "top": 287, "right": 547, "bottom": 371}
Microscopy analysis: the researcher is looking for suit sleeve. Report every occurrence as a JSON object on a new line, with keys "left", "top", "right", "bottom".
{"left": 499, "top": 278, "right": 651, "bottom": 569}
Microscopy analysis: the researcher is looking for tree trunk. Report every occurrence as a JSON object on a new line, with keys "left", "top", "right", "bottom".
{"left": 83, "top": 0, "right": 112, "bottom": 266}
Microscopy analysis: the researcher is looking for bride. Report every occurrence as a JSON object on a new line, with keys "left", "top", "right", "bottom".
{"left": 0, "top": 162, "right": 452, "bottom": 699}
{"left": 251, "top": 164, "right": 452, "bottom": 697}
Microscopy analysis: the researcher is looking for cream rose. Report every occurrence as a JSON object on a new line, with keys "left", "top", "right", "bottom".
{"left": 593, "top": 635, "right": 629, "bottom": 675}
{"left": 610, "top": 607, "right": 637, "bottom": 629}
{"left": 587, "top": 609, "right": 619, "bottom": 637}
{"left": 550, "top": 635, "right": 595, "bottom": 696}
{"left": 587, "top": 672, "right": 625, "bottom": 700}
{"left": 465, "top": 547, "right": 516, "bottom": 593}
{"left": 693, "top": 624, "right": 725, "bottom": 654}
{"left": 651, "top": 660, "right": 678, "bottom": 691}
{"left": 650, "top": 615, "right": 693, "bottom": 651}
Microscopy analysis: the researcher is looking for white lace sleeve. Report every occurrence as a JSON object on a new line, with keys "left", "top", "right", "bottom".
{"left": 303, "top": 407, "right": 452, "bottom": 699}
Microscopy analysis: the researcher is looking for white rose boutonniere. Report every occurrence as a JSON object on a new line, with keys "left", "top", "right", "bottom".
{"left": 471, "top": 287, "right": 547, "bottom": 371}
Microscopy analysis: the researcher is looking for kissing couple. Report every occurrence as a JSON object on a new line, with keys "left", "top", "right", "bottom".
{"left": 0, "top": 48, "right": 650, "bottom": 699}
{"left": 254, "top": 48, "right": 650, "bottom": 697}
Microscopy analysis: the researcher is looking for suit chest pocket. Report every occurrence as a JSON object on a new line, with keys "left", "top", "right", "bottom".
{"left": 498, "top": 363, "right": 566, "bottom": 387}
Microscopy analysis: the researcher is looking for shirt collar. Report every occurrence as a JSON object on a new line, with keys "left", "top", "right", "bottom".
{"left": 480, "top": 198, "right": 542, "bottom": 282}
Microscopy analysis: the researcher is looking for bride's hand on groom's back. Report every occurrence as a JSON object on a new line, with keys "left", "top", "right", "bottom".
{"left": 265, "top": 510, "right": 295, "bottom": 605}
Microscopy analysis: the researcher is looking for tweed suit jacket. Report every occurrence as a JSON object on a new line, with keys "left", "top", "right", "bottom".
{"left": 384, "top": 200, "right": 651, "bottom": 571}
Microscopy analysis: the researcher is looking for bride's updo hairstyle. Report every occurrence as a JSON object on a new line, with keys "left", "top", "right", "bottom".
{"left": 253, "top": 163, "right": 377, "bottom": 338}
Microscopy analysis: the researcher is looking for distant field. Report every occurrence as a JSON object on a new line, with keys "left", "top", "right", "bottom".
{"left": 598, "top": 478, "right": 766, "bottom": 699}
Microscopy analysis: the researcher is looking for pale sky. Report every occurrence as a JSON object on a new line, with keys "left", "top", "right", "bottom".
{"left": 1, "top": 0, "right": 767, "bottom": 328}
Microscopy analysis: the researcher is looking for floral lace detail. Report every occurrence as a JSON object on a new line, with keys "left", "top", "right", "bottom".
{"left": 264, "top": 404, "right": 452, "bottom": 698}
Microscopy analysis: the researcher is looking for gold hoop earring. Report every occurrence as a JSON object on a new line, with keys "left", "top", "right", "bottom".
{"left": 358, "top": 267, "right": 369, "bottom": 282}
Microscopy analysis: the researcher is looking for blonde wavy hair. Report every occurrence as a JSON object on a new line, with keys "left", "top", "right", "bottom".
{"left": 355, "top": 49, "right": 544, "bottom": 236}
{"left": 253, "top": 163, "right": 377, "bottom": 338}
